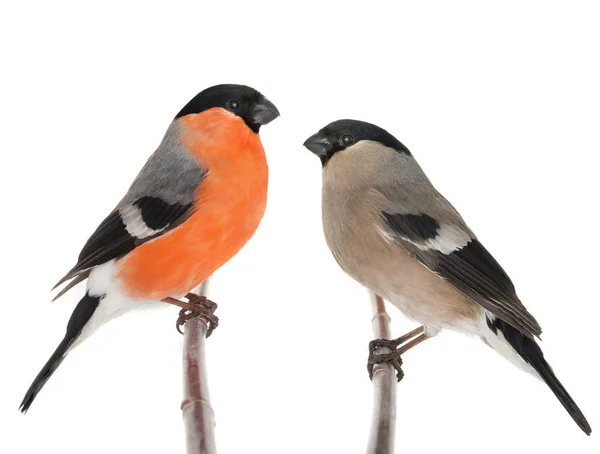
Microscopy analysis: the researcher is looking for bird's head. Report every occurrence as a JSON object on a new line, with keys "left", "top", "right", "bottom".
{"left": 175, "top": 84, "right": 280, "bottom": 133}
{"left": 303, "top": 119, "right": 410, "bottom": 166}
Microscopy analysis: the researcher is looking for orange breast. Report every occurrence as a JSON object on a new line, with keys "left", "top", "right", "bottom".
{"left": 116, "top": 109, "right": 268, "bottom": 300}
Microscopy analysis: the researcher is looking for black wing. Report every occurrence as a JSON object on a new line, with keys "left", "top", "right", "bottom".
{"left": 53, "top": 196, "right": 194, "bottom": 297}
{"left": 382, "top": 211, "right": 542, "bottom": 337}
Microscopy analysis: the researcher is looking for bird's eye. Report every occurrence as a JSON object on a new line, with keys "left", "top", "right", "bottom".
{"left": 341, "top": 134, "right": 355, "bottom": 146}
{"left": 226, "top": 99, "right": 241, "bottom": 112}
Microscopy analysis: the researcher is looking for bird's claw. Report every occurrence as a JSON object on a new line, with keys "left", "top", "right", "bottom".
{"left": 367, "top": 339, "right": 405, "bottom": 382}
{"left": 369, "top": 338, "right": 404, "bottom": 352}
{"left": 185, "top": 293, "right": 217, "bottom": 311}
{"left": 176, "top": 294, "right": 219, "bottom": 336}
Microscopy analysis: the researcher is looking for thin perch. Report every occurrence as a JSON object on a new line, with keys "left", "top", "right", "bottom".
{"left": 366, "top": 293, "right": 397, "bottom": 454}
{"left": 182, "top": 279, "right": 217, "bottom": 454}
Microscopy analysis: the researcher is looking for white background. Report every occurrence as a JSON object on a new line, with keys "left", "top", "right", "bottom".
{"left": 1, "top": 1, "right": 599, "bottom": 453}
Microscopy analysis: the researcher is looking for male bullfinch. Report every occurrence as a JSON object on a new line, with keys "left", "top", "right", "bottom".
{"left": 303, "top": 119, "right": 591, "bottom": 435}
{"left": 19, "top": 84, "right": 279, "bottom": 413}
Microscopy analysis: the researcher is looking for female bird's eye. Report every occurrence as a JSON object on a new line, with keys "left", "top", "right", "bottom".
{"left": 226, "top": 99, "right": 241, "bottom": 111}
{"left": 341, "top": 134, "right": 355, "bottom": 146}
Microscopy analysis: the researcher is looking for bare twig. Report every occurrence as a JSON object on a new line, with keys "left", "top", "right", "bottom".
{"left": 366, "top": 293, "right": 397, "bottom": 454}
{"left": 182, "top": 278, "right": 217, "bottom": 454}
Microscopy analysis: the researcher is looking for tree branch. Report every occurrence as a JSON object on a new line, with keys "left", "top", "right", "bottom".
{"left": 366, "top": 293, "right": 397, "bottom": 454}
{"left": 181, "top": 278, "right": 217, "bottom": 454}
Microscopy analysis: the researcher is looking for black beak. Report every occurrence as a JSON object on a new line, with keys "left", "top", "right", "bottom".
{"left": 251, "top": 97, "right": 280, "bottom": 126}
{"left": 303, "top": 132, "right": 331, "bottom": 158}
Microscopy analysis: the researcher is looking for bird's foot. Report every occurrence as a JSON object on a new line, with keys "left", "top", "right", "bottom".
{"left": 368, "top": 339, "right": 405, "bottom": 382}
{"left": 367, "top": 327, "right": 429, "bottom": 382}
{"left": 176, "top": 293, "right": 219, "bottom": 336}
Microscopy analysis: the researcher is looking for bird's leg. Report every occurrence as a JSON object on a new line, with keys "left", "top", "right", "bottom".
{"left": 368, "top": 326, "right": 428, "bottom": 382}
{"left": 369, "top": 325, "right": 424, "bottom": 351}
{"left": 162, "top": 294, "right": 219, "bottom": 337}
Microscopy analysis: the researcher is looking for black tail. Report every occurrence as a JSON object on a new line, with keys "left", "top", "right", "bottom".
{"left": 19, "top": 293, "right": 101, "bottom": 413}
{"left": 492, "top": 318, "right": 592, "bottom": 435}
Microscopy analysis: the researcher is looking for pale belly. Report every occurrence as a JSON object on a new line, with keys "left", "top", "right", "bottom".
{"left": 363, "top": 247, "right": 482, "bottom": 335}
{"left": 323, "top": 191, "right": 481, "bottom": 336}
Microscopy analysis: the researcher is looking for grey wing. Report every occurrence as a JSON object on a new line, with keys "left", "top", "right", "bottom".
{"left": 54, "top": 124, "right": 207, "bottom": 298}
{"left": 376, "top": 179, "right": 542, "bottom": 338}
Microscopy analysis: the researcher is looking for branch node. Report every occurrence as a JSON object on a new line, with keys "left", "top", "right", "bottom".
{"left": 371, "top": 312, "right": 392, "bottom": 324}
{"left": 180, "top": 398, "right": 215, "bottom": 415}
